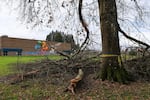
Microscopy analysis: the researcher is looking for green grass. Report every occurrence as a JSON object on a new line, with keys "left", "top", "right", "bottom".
{"left": 0, "top": 55, "right": 61, "bottom": 76}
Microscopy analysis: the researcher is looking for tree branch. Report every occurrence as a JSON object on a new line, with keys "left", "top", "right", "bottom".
{"left": 117, "top": 24, "right": 150, "bottom": 49}
{"left": 46, "top": 42, "right": 71, "bottom": 59}
{"left": 71, "top": 0, "right": 90, "bottom": 57}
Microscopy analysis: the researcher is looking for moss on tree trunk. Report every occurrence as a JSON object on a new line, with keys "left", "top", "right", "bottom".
{"left": 97, "top": 56, "right": 128, "bottom": 83}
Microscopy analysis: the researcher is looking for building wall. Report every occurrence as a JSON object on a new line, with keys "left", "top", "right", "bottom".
{"left": 0, "top": 36, "right": 71, "bottom": 55}
{"left": 0, "top": 36, "right": 37, "bottom": 52}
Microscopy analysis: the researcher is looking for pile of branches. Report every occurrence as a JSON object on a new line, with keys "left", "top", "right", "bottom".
{"left": 125, "top": 55, "right": 150, "bottom": 81}
{"left": 10, "top": 52, "right": 101, "bottom": 85}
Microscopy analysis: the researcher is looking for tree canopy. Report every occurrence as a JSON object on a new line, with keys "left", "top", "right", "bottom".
{"left": 2, "top": 0, "right": 150, "bottom": 49}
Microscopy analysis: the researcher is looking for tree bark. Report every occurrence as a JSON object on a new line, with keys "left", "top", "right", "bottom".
{"left": 97, "top": 0, "right": 128, "bottom": 83}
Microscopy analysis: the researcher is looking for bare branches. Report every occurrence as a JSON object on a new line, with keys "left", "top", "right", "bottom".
{"left": 71, "top": 0, "right": 90, "bottom": 57}
{"left": 117, "top": 23, "right": 150, "bottom": 49}
{"left": 8, "top": 0, "right": 150, "bottom": 54}
{"left": 116, "top": 0, "right": 150, "bottom": 51}
{"left": 132, "top": 0, "right": 143, "bottom": 18}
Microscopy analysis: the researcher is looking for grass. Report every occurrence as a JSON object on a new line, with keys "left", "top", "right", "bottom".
{"left": 0, "top": 80, "right": 149, "bottom": 99}
{"left": 0, "top": 55, "right": 61, "bottom": 76}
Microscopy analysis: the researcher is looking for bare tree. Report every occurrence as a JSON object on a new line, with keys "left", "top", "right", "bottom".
{"left": 6, "top": 0, "right": 150, "bottom": 83}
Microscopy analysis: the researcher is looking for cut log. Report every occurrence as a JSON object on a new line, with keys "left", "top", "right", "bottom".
{"left": 65, "top": 69, "right": 84, "bottom": 95}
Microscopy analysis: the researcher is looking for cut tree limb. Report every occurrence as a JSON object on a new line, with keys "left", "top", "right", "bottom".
{"left": 65, "top": 69, "right": 84, "bottom": 95}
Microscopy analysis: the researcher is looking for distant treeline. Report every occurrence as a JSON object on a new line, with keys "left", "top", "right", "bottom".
{"left": 46, "top": 31, "right": 79, "bottom": 50}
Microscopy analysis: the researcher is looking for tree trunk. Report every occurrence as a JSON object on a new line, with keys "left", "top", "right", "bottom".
{"left": 97, "top": 0, "right": 128, "bottom": 83}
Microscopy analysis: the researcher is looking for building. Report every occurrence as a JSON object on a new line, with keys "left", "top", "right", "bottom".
{"left": 0, "top": 35, "right": 71, "bottom": 56}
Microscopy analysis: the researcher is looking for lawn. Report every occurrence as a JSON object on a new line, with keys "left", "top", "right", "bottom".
{"left": 0, "top": 55, "right": 61, "bottom": 76}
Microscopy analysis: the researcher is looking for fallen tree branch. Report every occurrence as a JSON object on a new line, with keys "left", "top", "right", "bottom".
{"left": 47, "top": 43, "right": 71, "bottom": 59}
{"left": 65, "top": 69, "right": 84, "bottom": 95}
{"left": 56, "top": 51, "right": 71, "bottom": 59}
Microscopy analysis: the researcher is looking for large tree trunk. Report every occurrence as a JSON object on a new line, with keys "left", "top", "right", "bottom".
{"left": 97, "top": 0, "right": 128, "bottom": 83}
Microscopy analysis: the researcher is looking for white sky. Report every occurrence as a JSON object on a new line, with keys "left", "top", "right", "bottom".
{"left": 0, "top": 0, "right": 150, "bottom": 48}
{"left": 0, "top": 1, "right": 50, "bottom": 40}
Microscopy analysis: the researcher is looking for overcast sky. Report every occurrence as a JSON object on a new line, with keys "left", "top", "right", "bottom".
{"left": 0, "top": 0, "right": 150, "bottom": 48}
{"left": 0, "top": 1, "right": 50, "bottom": 40}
